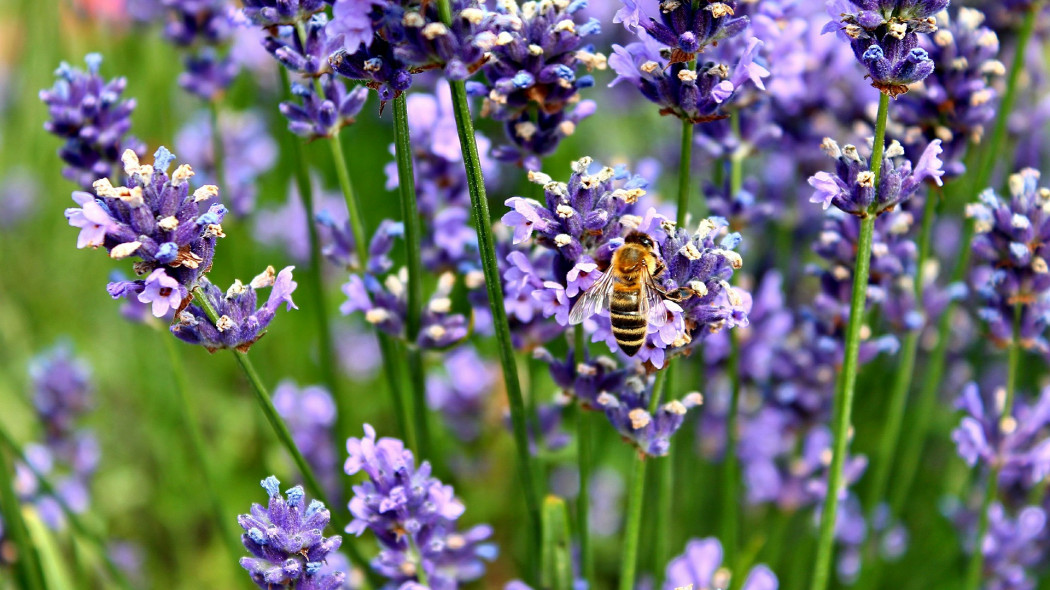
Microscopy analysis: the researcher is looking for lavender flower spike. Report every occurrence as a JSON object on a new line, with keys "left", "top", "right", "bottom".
{"left": 238, "top": 475, "right": 346, "bottom": 590}
{"left": 65, "top": 147, "right": 227, "bottom": 313}
{"left": 346, "top": 424, "right": 497, "bottom": 588}
{"left": 40, "top": 53, "right": 145, "bottom": 190}
{"left": 171, "top": 266, "right": 298, "bottom": 352}
{"left": 808, "top": 137, "right": 944, "bottom": 217}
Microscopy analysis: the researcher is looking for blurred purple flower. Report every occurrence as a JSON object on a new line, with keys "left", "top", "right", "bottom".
{"left": 664, "top": 537, "right": 778, "bottom": 590}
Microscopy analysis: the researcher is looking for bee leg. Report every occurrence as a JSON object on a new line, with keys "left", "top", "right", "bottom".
{"left": 653, "top": 259, "right": 667, "bottom": 278}
{"left": 664, "top": 287, "right": 703, "bottom": 302}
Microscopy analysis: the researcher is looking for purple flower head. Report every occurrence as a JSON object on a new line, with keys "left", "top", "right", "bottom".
{"left": 281, "top": 75, "right": 370, "bottom": 140}
{"left": 345, "top": 425, "right": 497, "bottom": 588}
{"left": 238, "top": 475, "right": 345, "bottom": 590}
{"left": 973, "top": 503, "right": 1048, "bottom": 590}
{"left": 330, "top": 0, "right": 497, "bottom": 100}
{"left": 953, "top": 383, "right": 1050, "bottom": 491}
{"left": 327, "top": 0, "right": 387, "bottom": 53}
{"left": 65, "top": 147, "right": 228, "bottom": 294}
{"left": 340, "top": 221, "right": 469, "bottom": 349}
{"left": 176, "top": 109, "right": 277, "bottom": 217}
{"left": 615, "top": 0, "right": 750, "bottom": 63}
{"left": 15, "top": 439, "right": 98, "bottom": 531}
{"left": 826, "top": 0, "right": 944, "bottom": 96}
{"left": 171, "top": 266, "right": 298, "bottom": 351}
{"left": 808, "top": 137, "right": 944, "bottom": 216}
{"left": 664, "top": 537, "right": 778, "bottom": 590}
{"left": 40, "top": 54, "right": 145, "bottom": 190}
{"left": 609, "top": 33, "right": 769, "bottom": 124}
{"left": 468, "top": 0, "right": 606, "bottom": 167}
{"left": 591, "top": 373, "right": 704, "bottom": 457}
{"left": 967, "top": 169, "right": 1050, "bottom": 354}
{"left": 273, "top": 381, "right": 341, "bottom": 501}
{"left": 179, "top": 47, "right": 240, "bottom": 100}
{"left": 241, "top": 0, "right": 325, "bottom": 27}
{"left": 893, "top": 8, "right": 1003, "bottom": 178}
{"left": 705, "top": 271, "right": 793, "bottom": 383}
{"left": 160, "top": 0, "right": 240, "bottom": 98}
{"left": 265, "top": 13, "right": 342, "bottom": 77}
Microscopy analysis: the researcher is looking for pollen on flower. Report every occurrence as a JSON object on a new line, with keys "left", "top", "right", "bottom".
{"left": 250, "top": 266, "right": 276, "bottom": 289}
{"left": 366, "top": 308, "right": 391, "bottom": 324}
{"left": 429, "top": 297, "right": 452, "bottom": 314}
{"left": 680, "top": 243, "right": 702, "bottom": 261}
{"left": 683, "top": 392, "right": 704, "bottom": 406}
{"left": 596, "top": 392, "right": 616, "bottom": 407}
{"left": 423, "top": 23, "right": 449, "bottom": 40}
{"left": 707, "top": 2, "right": 733, "bottom": 17}
{"left": 664, "top": 400, "right": 687, "bottom": 415}
{"left": 889, "top": 22, "right": 907, "bottom": 40}
{"left": 203, "top": 224, "right": 225, "bottom": 239}
{"left": 558, "top": 120, "right": 576, "bottom": 136}
{"left": 577, "top": 363, "right": 597, "bottom": 376}
{"left": 857, "top": 171, "right": 876, "bottom": 187}
{"left": 688, "top": 280, "right": 708, "bottom": 297}
{"left": 426, "top": 325, "right": 447, "bottom": 341}
{"left": 554, "top": 234, "right": 572, "bottom": 247}
{"left": 110, "top": 241, "right": 142, "bottom": 259}
{"left": 216, "top": 315, "right": 235, "bottom": 332}
{"left": 193, "top": 185, "right": 219, "bottom": 202}
{"left": 158, "top": 216, "right": 179, "bottom": 231}
{"left": 528, "top": 170, "right": 553, "bottom": 185}
{"left": 226, "top": 279, "right": 247, "bottom": 297}
{"left": 171, "top": 164, "right": 194, "bottom": 185}
{"left": 628, "top": 408, "right": 651, "bottom": 430}
{"left": 528, "top": 44, "right": 544, "bottom": 56}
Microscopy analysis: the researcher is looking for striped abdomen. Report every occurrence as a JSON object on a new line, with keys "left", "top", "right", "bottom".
{"left": 610, "top": 274, "right": 646, "bottom": 356}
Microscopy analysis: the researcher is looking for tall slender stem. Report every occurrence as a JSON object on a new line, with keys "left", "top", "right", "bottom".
{"left": 279, "top": 67, "right": 349, "bottom": 450}
{"left": 391, "top": 93, "right": 431, "bottom": 455}
{"left": 162, "top": 334, "right": 242, "bottom": 562}
{"left": 378, "top": 332, "right": 413, "bottom": 448}
{"left": 891, "top": 4, "right": 1039, "bottom": 516}
{"left": 621, "top": 369, "right": 670, "bottom": 590}
{"left": 809, "top": 92, "right": 890, "bottom": 590}
{"left": 0, "top": 424, "right": 131, "bottom": 589}
{"left": 964, "top": 306, "right": 1023, "bottom": 590}
{"left": 0, "top": 435, "right": 46, "bottom": 590}
{"left": 437, "top": 0, "right": 542, "bottom": 559}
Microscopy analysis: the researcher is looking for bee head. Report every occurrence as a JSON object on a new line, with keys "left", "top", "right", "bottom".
{"left": 624, "top": 231, "right": 657, "bottom": 252}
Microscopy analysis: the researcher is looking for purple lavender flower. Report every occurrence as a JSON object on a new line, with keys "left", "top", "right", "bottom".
{"left": 171, "top": 265, "right": 298, "bottom": 351}
{"left": 29, "top": 343, "right": 93, "bottom": 446}
{"left": 238, "top": 475, "right": 346, "bottom": 589}
{"left": 281, "top": 76, "right": 370, "bottom": 140}
{"left": 894, "top": 8, "right": 1004, "bottom": 178}
{"left": 825, "top": 0, "right": 944, "bottom": 96}
{"left": 967, "top": 168, "right": 1050, "bottom": 354}
{"left": 345, "top": 425, "right": 497, "bottom": 588}
{"left": 466, "top": 0, "right": 606, "bottom": 169}
{"left": 663, "top": 537, "right": 778, "bottom": 590}
{"left": 40, "top": 54, "right": 145, "bottom": 190}
{"left": 0, "top": 168, "right": 38, "bottom": 229}
{"left": 808, "top": 137, "right": 945, "bottom": 217}
{"left": 953, "top": 383, "right": 1050, "bottom": 492}
{"left": 340, "top": 221, "right": 469, "bottom": 350}
{"left": 64, "top": 147, "right": 227, "bottom": 314}
{"left": 174, "top": 108, "right": 277, "bottom": 217}
{"left": 273, "top": 381, "right": 341, "bottom": 501}
{"left": 615, "top": 0, "right": 750, "bottom": 64}
{"left": 971, "top": 503, "right": 1047, "bottom": 590}
{"left": 330, "top": 1, "right": 498, "bottom": 100}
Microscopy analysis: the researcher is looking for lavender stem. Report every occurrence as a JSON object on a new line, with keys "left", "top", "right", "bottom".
{"left": 810, "top": 91, "right": 890, "bottom": 590}
{"left": 0, "top": 431, "right": 46, "bottom": 590}
{"left": 574, "top": 324, "right": 593, "bottom": 583}
{"left": 437, "top": 0, "right": 542, "bottom": 566}
{"left": 392, "top": 92, "right": 431, "bottom": 455}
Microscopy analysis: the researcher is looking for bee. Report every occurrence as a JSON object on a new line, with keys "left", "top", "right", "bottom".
{"left": 569, "top": 231, "right": 689, "bottom": 357}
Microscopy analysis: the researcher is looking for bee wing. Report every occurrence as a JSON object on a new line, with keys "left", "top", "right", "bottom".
{"left": 640, "top": 265, "right": 668, "bottom": 328}
{"left": 568, "top": 270, "right": 616, "bottom": 325}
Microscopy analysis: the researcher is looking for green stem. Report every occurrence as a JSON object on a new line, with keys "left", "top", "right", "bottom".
{"left": 391, "top": 93, "right": 432, "bottom": 455}
{"left": 162, "top": 335, "right": 242, "bottom": 562}
{"left": 378, "top": 333, "right": 413, "bottom": 448}
{"left": 891, "top": 4, "right": 1039, "bottom": 517}
{"left": 620, "top": 370, "right": 671, "bottom": 590}
{"left": 964, "top": 306, "right": 1022, "bottom": 590}
{"left": 619, "top": 454, "right": 649, "bottom": 590}
{"left": 189, "top": 288, "right": 375, "bottom": 581}
{"left": 810, "top": 92, "right": 890, "bottom": 590}
{"left": 0, "top": 425, "right": 130, "bottom": 590}
{"left": 0, "top": 435, "right": 46, "bottom": 590}
{"left": 437, "top": 0, "right": 542, "bottom": 561}
{"left": 655, "top": 429, "right": 673, "bottom": 583}
{"left": 279, "top": 67, "right": 349, "bottom": 450}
